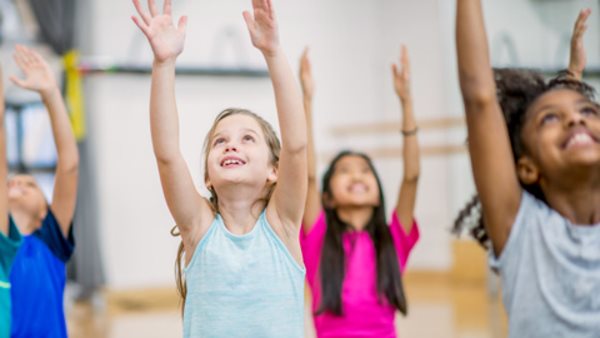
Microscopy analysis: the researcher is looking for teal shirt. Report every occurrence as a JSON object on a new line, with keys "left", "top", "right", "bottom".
{"left": 0, "top": 218, "right": 22, "bottom": 338}
{"left": 183, "top": 211, "right": 305, "bottom": 338}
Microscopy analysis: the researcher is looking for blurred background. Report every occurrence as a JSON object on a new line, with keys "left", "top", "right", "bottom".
{"left": 1, "top": 0, "right": 598, "bottom": 337}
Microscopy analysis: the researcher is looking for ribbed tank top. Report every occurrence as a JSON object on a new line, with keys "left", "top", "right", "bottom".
{"left": 183, "top": 210, "right": 305, "bottom": 338}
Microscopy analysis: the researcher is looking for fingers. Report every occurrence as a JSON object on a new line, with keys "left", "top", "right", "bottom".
{"left": 131, "top": 16, "right": 151, "bottom": 37}
{"left": 177, "top": 15, "right": 188, "bottom": 34}
{"left": 147, "top": 0, "right": 159, "bottom": 17}
{"left": 163, "top": 0, "right": 172, "bottom": 15}
{"left": 401, "top": 45, "right": 410, "bottom": 76}
{"left": 573, "top": 9, "right": 591, "bottom": 40}
{"left": 242, "top": 10, "right": 255, "bottom": 35}
{"left": 132, "top": 0, "right": 152, "bottom": 25}
{"left": 265, "top": 0, "right": 274, "bottom": 20}
{"left": 301, "top": 47, "right": 310, "bottom": 69}
{"left": 13, "top": 45, "right": 32, "bottom": 70}
{"left": 9, "top": 75, "right": 27, "bottom": 89}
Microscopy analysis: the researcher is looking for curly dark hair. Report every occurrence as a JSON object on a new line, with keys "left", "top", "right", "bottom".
{"left": 453, "top": 69, "right": 597, "bottom": 250}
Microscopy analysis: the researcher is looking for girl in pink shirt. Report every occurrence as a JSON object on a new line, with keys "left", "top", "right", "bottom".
{"left": 299, "top": 47, "right": 420, "bottom": 338}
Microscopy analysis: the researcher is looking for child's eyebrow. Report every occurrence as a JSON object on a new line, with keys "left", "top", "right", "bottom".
{"left": 241, "top": 128, "right": 259, "bottom": 136}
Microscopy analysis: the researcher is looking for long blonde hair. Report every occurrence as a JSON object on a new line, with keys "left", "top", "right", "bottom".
{"left": 173, "top": 108, "right": 281, "bottom": 312}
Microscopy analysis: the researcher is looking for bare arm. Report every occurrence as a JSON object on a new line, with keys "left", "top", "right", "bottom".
{"left": 392, "top": 46, "right": 419, "bottom": 233}
{"left": 11, "top": 46, "right": 78, "bottom": 236}
{"left": 0, "top": 65, "right": 7, "bottom": 236}
{"left": 568, "top": 8, "right": 591, "bottom": 80}
{"left": 132, "top": 0, "right": 212, "bottom": 243}
{"left": 243, "top": 0, "right": 307, "bottom": 232}
{"left": 299, "top": 47, "right": 320, "bottom": 234}
{"left": 456, "top": 0, "right": 521, "bottom": 256}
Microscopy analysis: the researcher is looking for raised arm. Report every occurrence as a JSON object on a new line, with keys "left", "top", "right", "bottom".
{"left": 243, "top": 0, "right": 307, "bottom": 230}
{"left": 299, "top": 47, "right": 320, "bottom": 234}
{"left": 568, "top": 8, "right": 591, "bottom": 80}
{"left": 11, "top": 45, "right": 78, "bottom": 236}
{"left": 0, "top": 65, "right": 7, "bottom": 236}
{"left": 392, "top": 46, "right": 419, "bottom": 233}
{"left": 132, "top": 0, "right": 211, "bottom": 241}
{"left": 456, "top": 0, "right": 521, "bottom": 256}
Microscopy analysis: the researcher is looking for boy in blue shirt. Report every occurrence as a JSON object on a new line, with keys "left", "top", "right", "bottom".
{"left": 8, "top": 45, "right": 79, "bottom": 338}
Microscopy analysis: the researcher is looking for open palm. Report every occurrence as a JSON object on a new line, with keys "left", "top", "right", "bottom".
{"left": 132, "top": 0, "right": 187, "bottom": 63}
{"left": 392, "top": 45, "right": 411, "bottom": 101}
{"left": 11, "top": 45, "right": 56, "bottom": 94}
{"left": 243, "top": 0, "right": 279, "bottom": 56}
{"left": 299, "top": 47, "right": 314, "bottom": 99}
{"left": 569, "top": 8, "right": 591, "bottom": 79}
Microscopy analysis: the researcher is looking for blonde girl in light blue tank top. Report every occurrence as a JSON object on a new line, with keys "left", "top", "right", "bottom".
{"left": 131, "top": 0, "right": 307, "bottom": 337}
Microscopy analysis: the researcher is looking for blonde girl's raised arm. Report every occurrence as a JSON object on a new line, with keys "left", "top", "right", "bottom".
{"left": 243, "top": 0, "right": 307, "bottom": 231}
{"left": 456, "top": 0, "right": 521, "bottom": 256}
{"left": 132, "top": 0, "right": 212, "bottom": 241}
{"left": 392, "top": 45, "right": 419, "bottom": 234}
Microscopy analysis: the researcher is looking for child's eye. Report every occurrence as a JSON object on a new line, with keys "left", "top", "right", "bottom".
{"left": 213, "top": 137, "right": 225, "bottom": 146}
{"left": 243, "top": 134, "right": 255, "bottom": 142}
{"left": 581, "top": 106, "right": 599, "bottom": 117}
{"left": 540, "top": 112, "right": 559, "bottom": 125}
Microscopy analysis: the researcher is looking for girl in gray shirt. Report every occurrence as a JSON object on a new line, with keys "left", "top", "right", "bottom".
{"left": 455, "top": 2, "right": 600, "bottom": 337}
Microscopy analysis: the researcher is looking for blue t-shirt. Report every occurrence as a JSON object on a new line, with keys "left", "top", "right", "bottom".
{"left": 183, "top": 211, "right": 305, "bottom": 338}
{"left": 10, "top": 209, "right": 74, "bottom": 338}
{"left": 0, "top": 218, "right": 21, "bottom": 338}
{"left": 490, "top": 191, "right": 600, "bottom": 338}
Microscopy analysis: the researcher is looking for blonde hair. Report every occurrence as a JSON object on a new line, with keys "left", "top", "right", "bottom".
{"left": 173, "top": 108, "right": 281, "bottom": 313}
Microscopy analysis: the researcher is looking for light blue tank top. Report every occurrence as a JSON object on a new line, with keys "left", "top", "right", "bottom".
{"left": 183, "top": 210, "right": 305, "bottom": 338}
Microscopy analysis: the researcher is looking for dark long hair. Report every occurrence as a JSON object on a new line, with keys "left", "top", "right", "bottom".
{"left": 453, "top": 69, "right": 596, "bottom": 249}
{"left": 318, "top": 150, "right": 407, "bottom": 316}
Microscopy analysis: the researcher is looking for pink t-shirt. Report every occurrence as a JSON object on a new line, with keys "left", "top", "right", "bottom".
{"left": 301, "top": 211, "right": 420, "bottom": 338}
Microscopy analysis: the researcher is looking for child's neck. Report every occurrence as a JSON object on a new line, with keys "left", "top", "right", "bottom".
{"left": 9, "top": 208, "right": 45, "bottom": 235}
{"left": 336, "top": 206, "right": 374, "bottom": 231}
{"left": 216, "top": 185, "right": 268, "bottom": 235}
{"left": 543, "top": 174, "right": 600, "bottom": 225}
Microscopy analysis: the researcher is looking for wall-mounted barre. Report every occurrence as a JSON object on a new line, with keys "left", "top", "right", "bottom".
{"left": 77, "top": 62, "right": 269, "bottom": 78}
{"left": 331, "top": 116, "right": 465, "bottom": 137}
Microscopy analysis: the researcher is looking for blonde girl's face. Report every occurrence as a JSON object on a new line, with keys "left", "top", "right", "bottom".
{"left": 206, "top": 114, "right": 277, "bottom": 190}
{"left": 8, "top": 174, "right": 47, "bottom": 217}
{"left": 327, "top": 155, "right": 380, "bottom": 208}
{"left": 520, "top": 89, "right": 600, "bottom": 181}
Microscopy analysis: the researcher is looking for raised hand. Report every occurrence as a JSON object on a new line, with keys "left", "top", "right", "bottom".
{"left": 569, "top": 8, "right": 591, "bottom": 80}
{"left": 299, "top": 47, "right": 314, "bottom": 101}
{"left": 132, "top": 0, "right": 188, "bottom": 64}
{"left": 243, "top": 0, "right": 280, "bottom": 57}
{"left": 10, "top": 45, "right": 57, "bottom": 95}
{"left": 392, "top": 45, "right": 411, "bottom": 102}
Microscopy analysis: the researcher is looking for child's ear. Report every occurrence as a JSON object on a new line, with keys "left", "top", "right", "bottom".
{"left": 205, "top": 180, "right": 213, "bottom": 192}
{"left": 517, "top": 156, "right": 540, "bottom": 185}
{"left": 267, "top": 165, "right": 278, "bottom": 184}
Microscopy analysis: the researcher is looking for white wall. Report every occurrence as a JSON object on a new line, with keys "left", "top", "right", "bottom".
{"left": 81, "top": 0, "right": 600, "bottom": 289}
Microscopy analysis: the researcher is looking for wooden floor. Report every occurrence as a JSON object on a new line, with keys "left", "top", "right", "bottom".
{"left": 65, "top": 273, "right": 507, "bottom": 338}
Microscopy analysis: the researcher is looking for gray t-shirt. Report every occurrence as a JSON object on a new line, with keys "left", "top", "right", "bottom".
{"left": 490, "top": 191, "right": 600, "bottom": 338}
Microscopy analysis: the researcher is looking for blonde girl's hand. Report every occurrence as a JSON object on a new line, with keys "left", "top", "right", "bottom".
{"left": 569, "top": 8, "right": 591, "bottom": 80}
{"left": 299, "top": 47, "right": 314, "bottom": 100}
{"left": 131, "top": 0, "right": 188, "bottom": 64}
{"left": 243, "top": 0, "right": 280, "bottom": 57}
{"left": 392, "top": 45, "right": 411, "bottom": 102}
{"left": 10, "top": 45, "right": 57, "bottom": 95}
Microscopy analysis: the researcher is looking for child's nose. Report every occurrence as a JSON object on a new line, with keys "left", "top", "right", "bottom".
{"left": 566, "top": 110, "right": 587, "bottom": 128}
